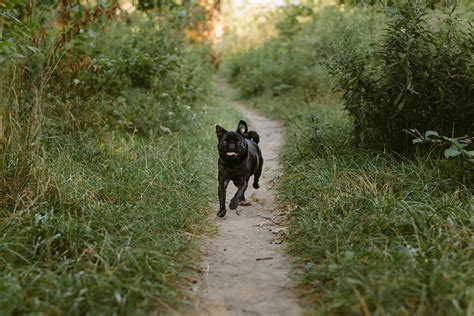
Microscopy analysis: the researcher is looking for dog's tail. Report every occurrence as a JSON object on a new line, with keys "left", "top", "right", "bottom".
{"left": 246, "top": 131, "right": 260, "bottom": 144}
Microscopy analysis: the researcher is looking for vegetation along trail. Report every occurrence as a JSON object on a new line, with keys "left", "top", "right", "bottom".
{"left": 191, "top": 77, "right": 302, "bottom": 315}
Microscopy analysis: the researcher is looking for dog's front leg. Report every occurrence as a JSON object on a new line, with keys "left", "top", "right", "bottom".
{"left": 217, "top": 177, "right": 229, "bottom": 217}
{"left": 229, "top": 180, "right": 248, "bottom": 212}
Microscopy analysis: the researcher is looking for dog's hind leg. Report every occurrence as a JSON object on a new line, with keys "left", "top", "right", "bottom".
{"left": 253, "top": 156, "right": 264, "bottom": 189}
{"left": 239, "top": 184, "right": 253, "bottom": 206}
{"left": 239, "top": 178, "right": 248, "bottom": 203}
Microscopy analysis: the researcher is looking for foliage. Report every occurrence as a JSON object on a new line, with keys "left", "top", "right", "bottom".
{"left": 330, "top": 2, "right": 473, "bottom": 151}
{"left": 405, "top": 129, "right": 474, "bottom": 162}
{"left": 223, "top": 6, "right": 384, "bottom": 101}
{"left": 223, "top": 2, "right": 474, "bottom": 314}
{"left": 281, "top": 101, "right": 473, "bottom": 315}
{"left": 274, "top": 4, "right": 313, "bottom": 38}
{"left": 216, "top": 4, "right": 279, "bottom": 59}
{"left": 337, "top": 0, "right": 457, "bottom": 8}
{"left": 0, "top": 101, "right": 233, "bottom": 314}
{"left": 0, "top": 1, "right": 231, "bottom": 314}
{"left": 239, "top": 92, "right": 474, "bottom": 315}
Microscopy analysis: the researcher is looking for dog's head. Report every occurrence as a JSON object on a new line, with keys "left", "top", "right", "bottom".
{"left": 216, "top": 120, "right": 249, "bottom": 160}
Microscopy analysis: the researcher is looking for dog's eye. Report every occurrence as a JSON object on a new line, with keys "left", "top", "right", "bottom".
{"left": 237, "top": 141, "right": 243, "bottom": 146}
{"left": 221, "top": 141, "right": 227, "bottom": 146}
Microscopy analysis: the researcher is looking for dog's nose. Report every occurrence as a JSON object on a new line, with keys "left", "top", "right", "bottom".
{"left": 228, "top": 143, "right": 235, "bottom": 150}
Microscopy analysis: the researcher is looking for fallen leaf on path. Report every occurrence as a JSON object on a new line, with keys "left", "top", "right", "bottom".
{"left": 255, "top": 220, "right": 274, "bottom": 227}
{"left": 257, "top": 214, "right": 281, "bottom": 223}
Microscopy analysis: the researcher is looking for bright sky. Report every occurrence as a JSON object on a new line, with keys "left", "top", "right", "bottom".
{"left": 232, "top": 0, "right": 286, "bottom": 6}
{"left": 229, "top": 0, "right": 294, "bottom": 16}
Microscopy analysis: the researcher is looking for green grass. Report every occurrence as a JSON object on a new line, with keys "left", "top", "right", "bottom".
{"left": 231, "top": 91, "right": 474, "bottom": 315}
{"left": 0, "top": 95, "right": 237, "bottom": 314}
{"left": 0, "top": 6, "right": 241, "bottom": 312}
{"left": 222, "top": 4, "right": 473, "bottom": 312}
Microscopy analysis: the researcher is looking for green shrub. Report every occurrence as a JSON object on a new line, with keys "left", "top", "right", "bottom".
{"left": 223, "top": 6, "right": 384, "bottom": 101}
{"left": 330, "top": 2, "right": 473, "bottom": 151}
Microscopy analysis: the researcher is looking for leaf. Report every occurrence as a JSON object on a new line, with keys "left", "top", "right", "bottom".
{"left": 412, "top": 138, "right": 423, "bottom": 144}
{"left": 397, "top": 97, "right": 406, "bottom": 112}
{"left": 394, "top": 88, "right": 406, "bottom": 111}
{"left": 444, "top": 146, "right": 461, "bottom": 159}
{"left": 464, "top": 150, "right": 474, "bottom": 159}
{"left": 425, "top": 130, "right": 439, "bottom": 139}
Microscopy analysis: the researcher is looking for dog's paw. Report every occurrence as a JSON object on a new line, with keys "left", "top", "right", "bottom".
{"left": 217, "top": 209, "right": 227, "bottom": 218}
{"left": 253, "top": 182, "right": 260, "bottom": 189}
{"left": 229, "top": 199, "right": 239, "bottom": 210}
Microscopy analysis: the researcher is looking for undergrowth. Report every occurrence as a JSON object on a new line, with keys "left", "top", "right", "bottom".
{"left": 239, "top": 90, "right": 474, "bottom": 316}
{"left": 0, "top": 101, "right": 232, "bottom": 314}
{"left": 281, "top": 98, "right": 473, "bottom": 315}
{"left": 0, "top": 2, "right": 235, "bottom": 314}
{"left": 223, "top": 1, "right": 473, "bottom": 314}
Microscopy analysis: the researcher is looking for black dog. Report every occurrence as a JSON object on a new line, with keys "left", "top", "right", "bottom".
{"left": 215, "top": 120, "right": 263, "bottom": 217}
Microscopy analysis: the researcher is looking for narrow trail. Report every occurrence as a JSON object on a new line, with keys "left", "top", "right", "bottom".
{"left": 190, "top": 78, "right": 303, "bottom": 316}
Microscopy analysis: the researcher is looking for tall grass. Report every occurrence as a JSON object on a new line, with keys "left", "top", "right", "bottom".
{"left": 0, "top": 100, "right": 235, "bottom": 314}
{"left": 222, "top": 2, "right": 474, "bottom": 314}
{"left": 0, "top": 3, "right": 233, "bottom": 313}
{"left": 280, "top": 100, "right": 473, "bottom": 315}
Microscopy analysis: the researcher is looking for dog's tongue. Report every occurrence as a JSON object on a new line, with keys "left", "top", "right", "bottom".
{"left": 226, "top": 152, "right": 238, "bottom": 157}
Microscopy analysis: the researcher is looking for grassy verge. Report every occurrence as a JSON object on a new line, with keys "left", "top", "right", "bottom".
{"left": 221, "top": 2, "right": 473, "bottom": 313}
{"left": 238, "top": 92, "right": 473, "bottom": 315}
{"left": 0, "top": 93, "right": 236, "bottom": 314}
{"left": 0, "top": 6, "right": 237, "bottom": 313}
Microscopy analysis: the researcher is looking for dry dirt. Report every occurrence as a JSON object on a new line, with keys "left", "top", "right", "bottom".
{"left": 189, "top": 78, "right": 303, "bottom": 316}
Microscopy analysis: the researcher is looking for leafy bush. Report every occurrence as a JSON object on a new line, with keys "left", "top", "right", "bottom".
{"left": 59, "top": 16, "right": 212, "bottom": 135}
{"left": 223, "top": 6, "right": 384, "bottom": 101}
{"left": 406, "top": 129, "right": 474, "bottom": 162}
{"left": 330, "top": 2, "right": 473, "bottom": 151}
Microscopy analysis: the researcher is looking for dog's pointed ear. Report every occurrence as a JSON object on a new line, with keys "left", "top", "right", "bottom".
{"left": 216, "top": 125, "right": 227, "bottom": 139}
{"left": 237, "top": 120, "right": 248, "bottom": 135}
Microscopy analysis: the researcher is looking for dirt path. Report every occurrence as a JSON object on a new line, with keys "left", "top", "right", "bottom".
{"left": 190, "top": 78, "right": 303, "bottom": 315}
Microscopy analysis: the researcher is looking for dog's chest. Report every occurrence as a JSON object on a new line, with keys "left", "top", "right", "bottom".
{"left": 220, "top": 159, "right": 249, "bottom": 177}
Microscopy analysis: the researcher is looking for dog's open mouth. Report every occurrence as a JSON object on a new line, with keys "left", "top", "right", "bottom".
{"left": 226, "top": 152, "right": 238, "bottom": 157}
